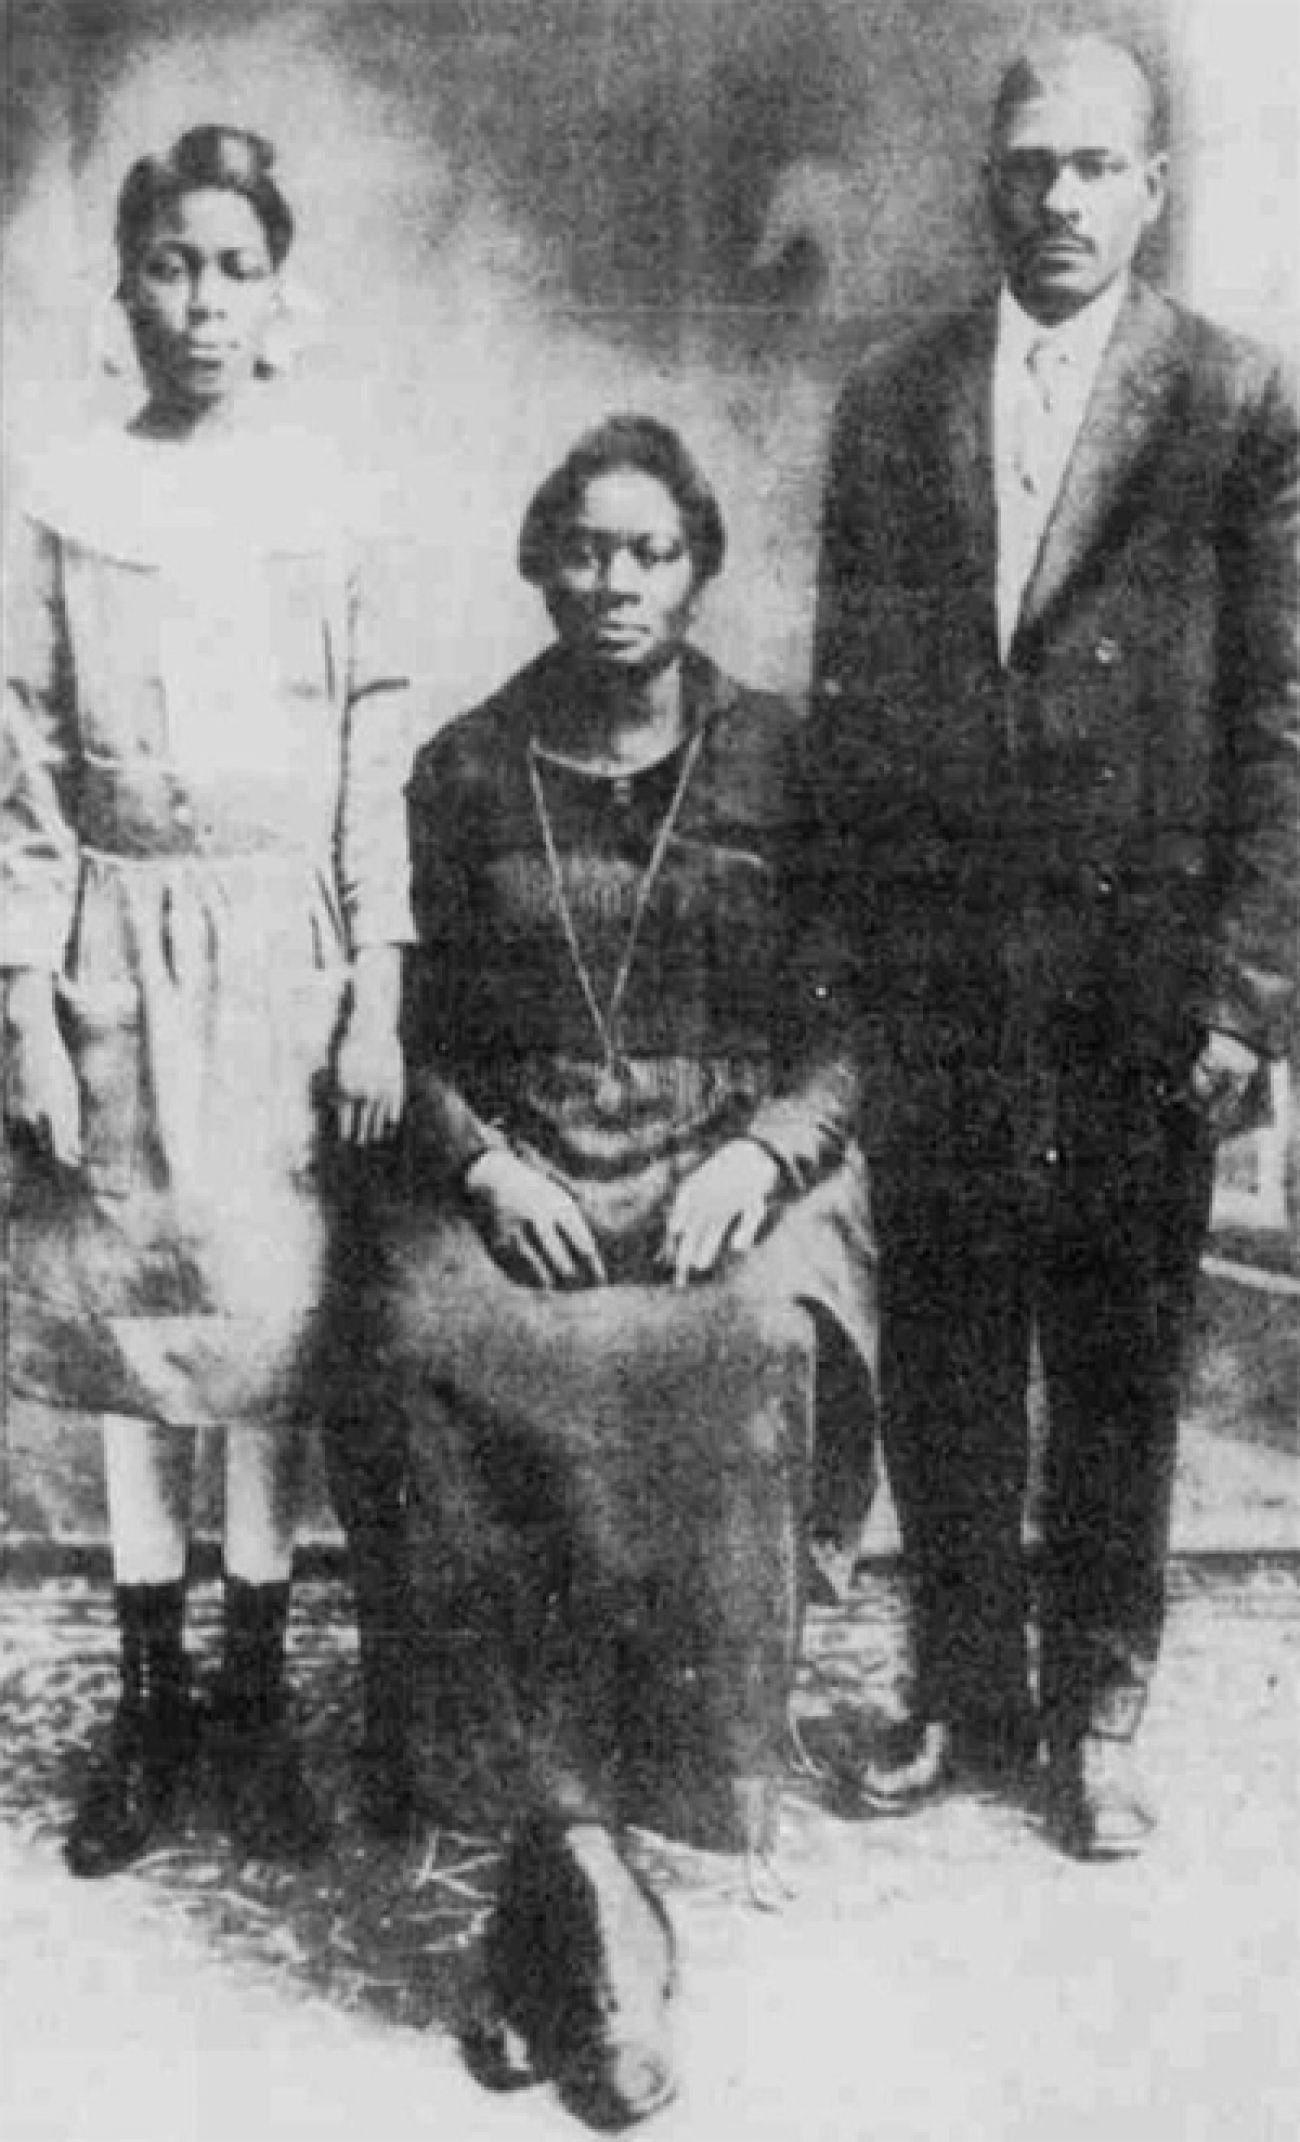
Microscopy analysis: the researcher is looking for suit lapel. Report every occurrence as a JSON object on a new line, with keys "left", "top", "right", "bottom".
{"left": 939, "top": 304, "right": 999, "bottom": 607}
{"left": 1016, "top": 281, "right": 1183, "bottom": 640}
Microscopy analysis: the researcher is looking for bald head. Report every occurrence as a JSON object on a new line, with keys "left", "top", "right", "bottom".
{"left": 992, "top": 35, "right": 1160, "bottom": 158}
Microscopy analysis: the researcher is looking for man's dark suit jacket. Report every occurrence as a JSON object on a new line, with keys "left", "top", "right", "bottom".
{"left": 812, "top": 278, "right": 1298, "bottom": 1155}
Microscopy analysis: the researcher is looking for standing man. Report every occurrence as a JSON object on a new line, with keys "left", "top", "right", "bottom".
{"left": 812, "top": 34, "right": 1297, "bottom": 1857}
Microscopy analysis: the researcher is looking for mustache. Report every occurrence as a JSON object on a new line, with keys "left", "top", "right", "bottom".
{"left": 1030, "top": 228, "right": 1094, "bottom": 252}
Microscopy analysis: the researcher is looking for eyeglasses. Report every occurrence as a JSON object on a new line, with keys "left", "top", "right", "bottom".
{"left": 991, "top": 150, "right": 1137, "bottom": 192}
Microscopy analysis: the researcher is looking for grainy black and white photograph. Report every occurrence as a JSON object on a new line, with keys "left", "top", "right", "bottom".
{"left": 1, "top": 1, "right": 1297, "bottom": 2136}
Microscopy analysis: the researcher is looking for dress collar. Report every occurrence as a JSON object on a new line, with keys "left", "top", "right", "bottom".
{"left": 512, "top": 642, "right": 739, "bottom": 747}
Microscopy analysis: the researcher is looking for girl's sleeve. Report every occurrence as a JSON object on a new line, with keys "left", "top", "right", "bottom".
{"left": 1, "top": 517, "right": 79, "bottom": 971}
{"left": 337, "top": 539, "right": 419, "bottom": 952}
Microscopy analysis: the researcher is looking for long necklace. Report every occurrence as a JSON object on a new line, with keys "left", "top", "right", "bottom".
{"left": 527, "top": 726, "right": 705, "bottom": 1117}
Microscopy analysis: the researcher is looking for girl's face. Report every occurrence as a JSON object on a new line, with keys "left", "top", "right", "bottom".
{"left": 123, "top": 187, "right": 279, "bottom": 418}
{"left": 546, "top": 468, "right": 701, "bottom": 676}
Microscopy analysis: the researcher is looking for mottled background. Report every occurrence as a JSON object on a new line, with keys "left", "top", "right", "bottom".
{"left": 4, "top": 0, "right": 1296, "bottom": 709}
{"left": 3, "top": 0, "right": 1296, "bottom": 1548}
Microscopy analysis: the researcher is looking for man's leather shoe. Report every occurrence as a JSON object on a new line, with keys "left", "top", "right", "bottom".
{"left": 1045, "top": 1732, "right": 1155, "bottom": 1861}
{"left": 858, "top": 1714, "right": 1038, "bottom": 1815}
{"left": 857, "top": 1720, "right": 953, "bottom": 1813}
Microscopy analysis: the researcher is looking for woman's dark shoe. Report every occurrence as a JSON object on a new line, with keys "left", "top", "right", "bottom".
{"left": 205, "top": 1577, "right": 330, "bottom": 1860}
{"left": 460, "top": 1993, "right": 539, "bottom": 2095}
{"left": 472, "top": 1816, "right": 677, "bottom": 2131}
{"left": 65, "top": 1581, "right": 193, "bottom": 1879}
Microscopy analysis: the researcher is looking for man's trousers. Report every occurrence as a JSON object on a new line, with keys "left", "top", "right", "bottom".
{"left": 870, "top": 1055, "right": 1215, "bottom": 1743}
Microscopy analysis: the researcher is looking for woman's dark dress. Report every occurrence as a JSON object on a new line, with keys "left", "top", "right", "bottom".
{"left": 347, "top": 647, "right": 876, "bottom": 1838}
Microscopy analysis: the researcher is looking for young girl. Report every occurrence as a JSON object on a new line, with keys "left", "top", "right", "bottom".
{"left": 2, "top": 125, "right": 413, "bottom": 1874}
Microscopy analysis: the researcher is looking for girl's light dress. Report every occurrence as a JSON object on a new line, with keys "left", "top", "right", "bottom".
{"left": 2, "top": 419, "right": 414, "bottom": 1426}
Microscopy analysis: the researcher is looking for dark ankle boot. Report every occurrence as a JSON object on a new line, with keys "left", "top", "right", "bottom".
{"left": 207, "top": 1578, "right": 329, "bottom": 1860}
{"left": 65, "top": 1582, "right": 192, "bottom": 1879}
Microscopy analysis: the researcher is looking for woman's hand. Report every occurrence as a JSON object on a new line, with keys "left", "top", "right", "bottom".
{"left": 335, "top": 947, "right": 405, "bottom": 1146}
{"left": 4, "top": 973, "right": 82, "bottom": 1168}
{"left": 464, "top": 1149, "right": 607, "bottom": 1289}
{"left": 662, "top": 1138, "right": 782, "bottom": 1287}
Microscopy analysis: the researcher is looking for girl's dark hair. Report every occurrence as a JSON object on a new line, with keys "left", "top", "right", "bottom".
{"left": 518, "top": 414, "right": 727, "bottom": 588}
{"left": 115, "top": 125, "right": 294, "bottom": 280}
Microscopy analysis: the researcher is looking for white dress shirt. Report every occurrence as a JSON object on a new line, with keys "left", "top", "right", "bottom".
{"left": 993, "top": 275, "right": 1128, "bottom": 661}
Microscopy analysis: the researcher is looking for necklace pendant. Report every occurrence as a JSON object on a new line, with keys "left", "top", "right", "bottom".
{"left": 595, "top": 1058, "right": 632, "bottom": 1118}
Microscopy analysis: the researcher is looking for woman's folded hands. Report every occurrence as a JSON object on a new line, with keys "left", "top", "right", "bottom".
{"left": 464, "top": 1148, "right": 609, "bottom": 1288}
{"left": 660, "top": 1137, "right": 781, "bottom": 1287}
{"left": 465, "top": 1136, "right": 782, "bottom": 1290}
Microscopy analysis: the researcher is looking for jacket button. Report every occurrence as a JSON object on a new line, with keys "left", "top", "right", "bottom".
{"left": 820, "top": 677, "right": 844, "bottom": 701}
{"left": 1092, "top": 866, "right": 1118, "bottom": 899}
{"left": 1094, "top": 636, "right": 1122, "bottom": 667}
{"left": 1096, "top": 763, "right": 1117, "bottom": 785}
{"left": 173, "top": 801, "right": 194, "bottom": 829}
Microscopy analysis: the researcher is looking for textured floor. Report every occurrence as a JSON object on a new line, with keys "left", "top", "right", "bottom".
{"left": 1, "top": 1562, "right": 1298, "bottom": 2141}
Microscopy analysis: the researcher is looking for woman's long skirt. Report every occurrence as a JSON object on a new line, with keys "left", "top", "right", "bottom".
{"left": 344, "top": 1156, "right": 876, "bottom": 1844}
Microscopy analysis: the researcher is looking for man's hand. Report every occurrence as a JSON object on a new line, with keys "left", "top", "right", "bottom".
{"left": 1189, "top": 1029, "right": 1262, "bottom": 1139}
{"left": 661, "top": 1139, "right": 782, "bottom": 1287}
{"left": 464, "top": 1149, "right": 607, "bottom": 1288}
{"left": 4, "top": 974, "right": 82, "bottom": 1168}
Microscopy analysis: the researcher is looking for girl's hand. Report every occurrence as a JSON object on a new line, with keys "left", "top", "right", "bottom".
{"left": 335, "top": 947, "right": 405, "bottom": 1145}
{"left": 661, "top": 1138, "right": 782, "bottom": 1287}
{"left": 334, "top": 1010, "right": 405, "bottom": 1145}
{"left": 4, "top": 975, "right": 82, "bottom": 1168}
{"left": 464, "top": 1149, "right": 607, "bottom": 1289}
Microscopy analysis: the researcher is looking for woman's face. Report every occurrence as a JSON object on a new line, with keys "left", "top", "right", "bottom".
{"left": 123, "top": 187, "right": 279, "bottom": 418}
{"left": 546, "top": 468, "right": 700, "bottom": 675}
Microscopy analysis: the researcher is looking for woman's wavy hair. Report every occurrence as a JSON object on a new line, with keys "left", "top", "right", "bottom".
{"left": 518, "top": 414, "right": 727, "bottom": 590}
{"left": 115, "top": 125, "right": 294, "bottom": 287}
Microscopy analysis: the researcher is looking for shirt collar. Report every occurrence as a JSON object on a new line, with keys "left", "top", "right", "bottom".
{"left": 997, "top": 273, "right": 1129, "bottom": 377}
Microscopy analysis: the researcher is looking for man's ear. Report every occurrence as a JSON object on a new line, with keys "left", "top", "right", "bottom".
{"left": 1141, "top": 153, "right": 1169, "bottom": 231}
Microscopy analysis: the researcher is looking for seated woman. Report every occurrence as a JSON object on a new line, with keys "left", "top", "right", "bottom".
{"left": 344, "top": 416, "right": 875, "bottom": 2128}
